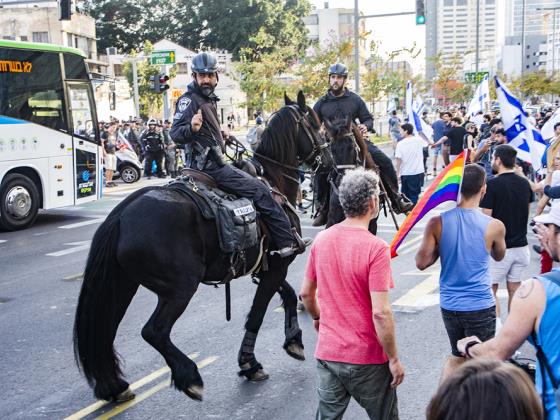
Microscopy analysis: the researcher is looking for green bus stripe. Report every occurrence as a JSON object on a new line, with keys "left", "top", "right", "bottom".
{"left": 0, "top": 39, "right": 86, "bottom": 58}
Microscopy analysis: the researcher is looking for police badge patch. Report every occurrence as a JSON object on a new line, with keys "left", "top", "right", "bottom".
{"left": 178, "top": 98, "right": 191, "bottom": 112}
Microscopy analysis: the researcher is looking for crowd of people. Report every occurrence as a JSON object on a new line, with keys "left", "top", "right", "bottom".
{"left": 297, "top": 64, "right": 559, "bottom": 418}
{"left": 98, "top": 118, "right": 181, "bottom": 187}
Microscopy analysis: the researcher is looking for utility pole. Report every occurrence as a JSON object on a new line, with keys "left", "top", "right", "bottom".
{"left": 131, "top": 59, "right": 140, "bottom": 118}
{"left": 354, "top": 0, "right": 360, "bottom": 93}
{"left": 352, "top": 0, "right": 415, "bottom": 93}
{"left": 162, "top": 64, "right": 170, "bottom": 121}
{"left": 475, "top": 0, "right": 480, "bottom": 74}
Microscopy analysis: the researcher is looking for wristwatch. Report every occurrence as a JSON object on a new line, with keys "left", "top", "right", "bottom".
{"left": 464, "top": 340, "right": 481, "bottom": 358}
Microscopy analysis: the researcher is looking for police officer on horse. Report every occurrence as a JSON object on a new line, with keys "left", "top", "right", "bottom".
{"left": 170, "top": 52, "right": 310, "bottom": 258}
{"left": 312, "top": 63, "right": 413, "bottom": 225}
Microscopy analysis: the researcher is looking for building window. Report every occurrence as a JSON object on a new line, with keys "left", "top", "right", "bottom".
{"left": 456, "top": 0, "right": 467, "bottom": 5}
{"left": 67, "top": 33, "right": 73, "bottom": 47}
{"left": 20, "top": 35, "right": 28, "bottom": 42}
{"left": 32, "top": 32, "right": 49, "bottom": 43}
{"left": 444, "top": 0, "right": 454, "bottom": 6}
{"left": 303, "top": 15, "right": 318, "bottom": 25}
{"left": 339, "top": 14, "right": 353, "bottom": 24}
{"left": 176, "top": 63, "right": 189, "bottom": 74}
{"left": 2, "top": 36, "right": 16, "bottom": 40}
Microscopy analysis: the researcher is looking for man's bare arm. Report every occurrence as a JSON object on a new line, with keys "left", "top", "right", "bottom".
{"left": 395, "top": 158, "right": 402, "bottom": 179}
{"left": 488, "top": 219, "right": 506, "bottom": 261}
{"left": 458, "top": 279, "right": 545, "bottom": 359}
{"left": 415, "top": 216, "right": 441, "bottom": 270}
{"left": 300, "top": 278, "right": 320, "bottom": 320}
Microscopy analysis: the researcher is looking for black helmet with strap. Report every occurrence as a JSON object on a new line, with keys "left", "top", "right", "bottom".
{"left": 328, "top": 63, "right": 348, "bottom": 77}
{"left": 191, "top": 52, "right": 218, "bottom": 74}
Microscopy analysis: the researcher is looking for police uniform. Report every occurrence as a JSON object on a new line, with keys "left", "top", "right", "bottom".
{"left": 140, "top": 128, "right": 165, "bottom": 177}
{"left": 170, "top": 81, "right": 296, "bottom": 251}
{"left": 314, "top": 87, "right": 407, "bottom": 214}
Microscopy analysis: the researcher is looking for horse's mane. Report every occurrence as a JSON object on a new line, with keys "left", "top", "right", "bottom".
{"left": 255, "top": 106, "right": 299, "bottom": 166}
{"left": 351, "top": 124, "right": 376, "bottom": 170}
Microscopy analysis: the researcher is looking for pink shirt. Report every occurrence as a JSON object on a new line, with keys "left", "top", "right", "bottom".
{"left": 305, "top": 224, "right": 394, "bottom": 364}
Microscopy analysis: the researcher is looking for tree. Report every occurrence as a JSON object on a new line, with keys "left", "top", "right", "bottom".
{"left": 123, "top": 41, "right": 177, "bottom": 118}
{"left": 294, "top": 38, "right": 354, "bottom": 101}
{"left": 429, "top": 52, "right": 468, "bottom": 105}
{"left": 178, "top": 0, "right": 311, "bottom": 60}
{"left": 235, "top": 47, "right": 297, "bottom": 112}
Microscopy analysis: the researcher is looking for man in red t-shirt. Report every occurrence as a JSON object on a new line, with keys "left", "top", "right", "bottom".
{"left": 300, "top": 168, "right": 404, "bottom": 420}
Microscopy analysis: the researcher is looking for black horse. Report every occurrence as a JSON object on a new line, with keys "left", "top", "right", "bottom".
{"left": 73, "top": 91, "right": 329, "bottom": 403}
{"left": 323, "top": 115, "right": 379, "bottom": 233}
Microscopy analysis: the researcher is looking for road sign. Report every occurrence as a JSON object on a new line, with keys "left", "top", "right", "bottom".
{"left": 150, "top": 50, "right": 176, "bottom": 65}
{"left": 465, "top": 71, "right": 489, "bottom": 84}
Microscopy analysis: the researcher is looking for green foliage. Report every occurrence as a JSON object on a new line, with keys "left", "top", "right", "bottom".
{"left": 123, "top": 41, "right": 177, "bottom": 118}
{"left": 235, "top": 47, "right": 298, "bottom": 112}
{"left": 429, "top": 52, "right": 468, "bottom": 104}
{"left": 361, "top": 42, "right": 422, "bottom": 109}
{"left": 294, "top": 38, "right": 354, "bottom": 101}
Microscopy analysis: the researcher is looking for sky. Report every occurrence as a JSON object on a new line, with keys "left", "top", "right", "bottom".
{"left": 309, "top": 0, "right": 427, "bottom": 74}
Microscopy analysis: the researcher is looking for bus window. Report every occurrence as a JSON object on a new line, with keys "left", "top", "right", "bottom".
{"left": 68, "top": 85, "right": 96, "bottom": 142}
{"left": 0, "top": 49, "right": 68, "bottom": 132}
{"left": 64, "top": 54, "right": 89, "bottom": 80}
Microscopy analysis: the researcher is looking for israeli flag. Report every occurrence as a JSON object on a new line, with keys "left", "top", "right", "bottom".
{"left": 494, "top": 76, "right": 546, "bottom": 170}
{"left": 406, "top": 81, "right": 434, "bottom": 141}
{"left": 466, "top": 74, "right": 490, "bottom": 118}
{"left": 541, "top": 107, "right": 560, "bottom": 140}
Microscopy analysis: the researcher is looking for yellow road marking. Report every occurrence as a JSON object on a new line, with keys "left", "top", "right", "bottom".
{"left": 95, "top": 356, "right": 219, "bottom": 419}
{"left": 393, "top": 272, "right": 439, "bottom": 308}
{"left": 64, "top": 352, "right": 200, "bottom": 420}
{"left": 62, "top": 272, "right": 84, "bottom": 282}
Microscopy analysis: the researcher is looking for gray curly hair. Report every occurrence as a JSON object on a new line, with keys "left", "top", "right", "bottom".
{"left": 338, "top": 168, "right": 380, "bottom": 217}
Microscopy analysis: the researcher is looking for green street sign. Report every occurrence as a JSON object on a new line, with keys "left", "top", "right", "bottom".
{"left": 150, "top": 50, "right": 176, "bottom": 65}
{"left": 465, "top": 71, "right": 489, "bottom": 84}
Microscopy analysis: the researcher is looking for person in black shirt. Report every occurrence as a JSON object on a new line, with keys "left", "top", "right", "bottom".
{"left": 480, "top": 145, "right": 533, "bottom": 320}
{"left": 431, "top": 117, "right": 466, "bottom": 162}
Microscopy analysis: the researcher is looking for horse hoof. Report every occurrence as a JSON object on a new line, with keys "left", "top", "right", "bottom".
{"left": 113, "top": 387, "right": 135, "bottom": 403}
{"left": 285, "top": 343, "right": 305, "bottom": 361}
{"left": 185, "top": 385, "right": 204, "bottom": 401}
{"left": 247, "top": 368, "right": 269, "bottom": 382}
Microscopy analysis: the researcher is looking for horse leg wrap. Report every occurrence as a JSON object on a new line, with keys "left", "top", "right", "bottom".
{"left": 238, "top": 332, "right": 263, "bottom": 377}
{"left": 283, "top": 315, "right": 303, "bottom": 349}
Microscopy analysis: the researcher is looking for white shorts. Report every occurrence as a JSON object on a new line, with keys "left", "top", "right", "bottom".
{"left": 104, "top": 154, "right": 117, "bottom": 171}
{"left": 490, "top": 246, "right": 530, "bottom": 284}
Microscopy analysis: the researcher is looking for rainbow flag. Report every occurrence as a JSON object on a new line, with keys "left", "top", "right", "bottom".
{"left": 390, "top": 150, "right": 468, "bottom": 258}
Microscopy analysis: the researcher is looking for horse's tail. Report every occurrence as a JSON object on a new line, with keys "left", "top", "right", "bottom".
{"left": 73, "top": 189, "right": 148, "bottom": 400}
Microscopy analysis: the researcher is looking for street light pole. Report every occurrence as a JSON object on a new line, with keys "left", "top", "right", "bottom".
{"left": 475, "top": 0, "right": 480, "bottom": 74}
{"left": 352, "top": 0, "right": 416, "bottom": 94}
{"left": 354, "top": 0, "right": 360, "bottom": 93}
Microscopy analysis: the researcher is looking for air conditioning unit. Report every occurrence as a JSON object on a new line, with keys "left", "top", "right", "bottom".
{"left": 106, "top": 47, "right": 118, "bottom": 56}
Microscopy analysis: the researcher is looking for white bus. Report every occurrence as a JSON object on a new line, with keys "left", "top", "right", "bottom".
{"left": 0, "top": 40, "right": 102, "bottom": 231}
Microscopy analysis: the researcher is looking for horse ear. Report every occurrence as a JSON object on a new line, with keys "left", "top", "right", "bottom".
{"left": 284, "top": 92, "right": 294, "bottom": 105}
{"left": 297, "top": 90, "right": 306, "bottom": 110}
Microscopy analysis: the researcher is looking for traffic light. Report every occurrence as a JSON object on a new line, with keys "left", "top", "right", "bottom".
{"left": 416, "top": 0, "right": 426, "bottom": 25}
{"left": 158, "top": 74, "right": 170, "bottom": 93}
{"left": 149, "top": 74, "right": 170, "bottom": 93}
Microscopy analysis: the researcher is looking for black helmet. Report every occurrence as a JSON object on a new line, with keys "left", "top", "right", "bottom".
{"left": 328, "top": 63, "right": 348, "bottom": 77}
{"left": 191, "top": 52, "right": 218, "bottom": 74}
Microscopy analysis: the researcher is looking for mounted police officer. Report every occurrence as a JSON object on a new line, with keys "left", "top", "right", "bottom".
{"left": 140, "top": 118, "right": 165, "bottom": 179}
{"left": 312, "top": 63, "right": 412, "bottom": 226}
{"left": 170, "top": 52, "right": 310, "bottom": 258}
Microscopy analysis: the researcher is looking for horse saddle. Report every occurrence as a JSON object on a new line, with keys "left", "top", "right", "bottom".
{"left": 168, "top": 169, "right": 259, "bottom": 255}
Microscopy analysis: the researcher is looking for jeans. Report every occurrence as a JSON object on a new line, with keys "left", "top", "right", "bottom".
{"left": 316, "top": 359, "right": 399, "bottom": 420}
{"left": 400, "top": 173, "right": 424, "bottom": 205}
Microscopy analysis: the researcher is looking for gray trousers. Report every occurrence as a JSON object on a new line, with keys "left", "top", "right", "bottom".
{"left": 316, "top": 359, "right": 398, "bottom": 420}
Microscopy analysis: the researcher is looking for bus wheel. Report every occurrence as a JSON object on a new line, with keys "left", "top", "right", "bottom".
{"left": 0, "top": 173, "right": 40, "bottom": 231}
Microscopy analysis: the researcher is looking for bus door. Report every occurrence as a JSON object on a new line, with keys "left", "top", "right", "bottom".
{"left": 66, "top": 82, "right": 99, "bottom": 204}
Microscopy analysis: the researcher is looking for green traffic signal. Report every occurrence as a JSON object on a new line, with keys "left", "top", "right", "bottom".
{"left": 416, "top": 0, "right": 426, "bottom": 25}
{"left": 416, "top": 15, "right": 425, "bottom": 25}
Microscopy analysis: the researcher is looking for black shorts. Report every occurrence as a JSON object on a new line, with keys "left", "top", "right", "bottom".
{"left": 441, "top": 306, "right": 496, "bottom": 357}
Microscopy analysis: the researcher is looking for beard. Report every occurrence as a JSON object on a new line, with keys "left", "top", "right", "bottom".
{"left": 330, "top": 84, "right": 343, "bottom": 95}
{"left": 491, "top": 163, "right": 498, "bottom": 175}
{"left": 199, "top": 83, "right": 215, "bottom": 97}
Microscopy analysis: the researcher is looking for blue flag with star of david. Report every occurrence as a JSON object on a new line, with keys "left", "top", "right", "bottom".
{"left": 495, "top": 76, "right": 546, "bottom": 170}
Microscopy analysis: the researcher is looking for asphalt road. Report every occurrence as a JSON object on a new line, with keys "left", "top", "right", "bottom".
{"left": 0, "top": 147, "right": 541, "bottom": 420}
